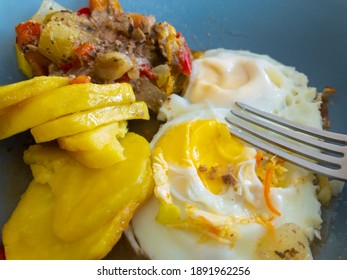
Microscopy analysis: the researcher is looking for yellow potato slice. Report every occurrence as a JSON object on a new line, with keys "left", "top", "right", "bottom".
{"left": 3, "top": 132, "right": 154, "bottom": 259}
{"left": 116, "top": 120, "right": 128, "bottom": 138}
{"left": 69, "top": 137, "right": 126, "bottom": 169}
{"left": 31, "top": 102, "right": 149, "bottom": 143}
{"left": 57, "top": 121, "right": 127, "bottom": 151}
{"left": 2, "top": 181, "right": 141, "bottom": 260}
{"left": 23, "top": 133, "right": 153, "bottom": 242}
{"left": 15, "top": 44, "right": 33, "bottom": 78}
{"left": 0, "top": 75, "right": 69, "bottom": 110}
{"left": 0, "top": 83, "right": 135, "bottom": 140}
{"left": 38, "top": 12, "right": 92, "bottom": 65}
{"left": 58, "top": 122, "right": 129, "bottom": 168}
{"left": 94, "top": 51, "right": 134, "bottom": 81}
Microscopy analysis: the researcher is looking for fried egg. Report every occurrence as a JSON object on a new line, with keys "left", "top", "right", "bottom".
{"left": 128, "top": 49, "right": 325, "bottom": 259}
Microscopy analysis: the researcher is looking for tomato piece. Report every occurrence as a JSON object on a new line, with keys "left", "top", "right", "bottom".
{"left": 63, "top": 43, "right": 95, "bottom": 71}
{"left": 74, "top": 42, "right": 95, "bottom": 57}
{"left": 15, "top": 21, "right": 41, "bottom": 48}
{"left": 60, "top": 59, "right": 80, "bottom": 71}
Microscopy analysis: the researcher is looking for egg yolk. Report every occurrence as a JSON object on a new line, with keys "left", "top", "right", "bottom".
{"left": 155, "top": 119, "right": 250, "bottom": 194}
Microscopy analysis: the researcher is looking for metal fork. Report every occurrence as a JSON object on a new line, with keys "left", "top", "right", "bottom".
{"left": 225, "top": 102, "right": 347, "bottom": 181}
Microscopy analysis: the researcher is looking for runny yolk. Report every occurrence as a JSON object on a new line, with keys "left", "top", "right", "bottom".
{"left": 155, "top": 119, "right": 249, "bottom": 194}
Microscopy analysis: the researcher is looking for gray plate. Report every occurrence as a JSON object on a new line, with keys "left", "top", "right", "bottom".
{"left": 0, "top": 0, "right": 346, "bottom": 259}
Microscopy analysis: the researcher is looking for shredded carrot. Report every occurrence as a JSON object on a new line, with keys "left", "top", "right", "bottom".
{"left": 69, "top": 76, "right": 91, "bottom": 85}
{"left": 263, "top": 166, "right": 281, "bottom": 216}
{"left": 255, "top": 151, "right": 263, "bottom": 169}
{"left": 256, "top": 213, "right": 275, "bottom": 231}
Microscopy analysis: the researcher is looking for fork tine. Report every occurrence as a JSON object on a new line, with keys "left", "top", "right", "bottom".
{"left": 226, "top": 116, "right": 342, "bottom": 167}
{"left": 226, "top": 121, "right": 346, "bottom": 181}
{"left": 230, "top": 108, "right": 345, "bottom": 155}
{"left": 236, "top": 102, "right": 347, "bottom": 144}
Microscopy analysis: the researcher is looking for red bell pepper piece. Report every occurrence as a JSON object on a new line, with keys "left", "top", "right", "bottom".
{"left": 176, "top": 32, "right": 192, "bottom": 76}
{"left": 140, "top": 64, "right": 157, "bottom": 80}
{"left": 76, "top": 7, "right": 91, "bottom": 16}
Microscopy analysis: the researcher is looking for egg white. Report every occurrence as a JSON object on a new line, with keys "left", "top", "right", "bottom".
{"left": 128, "top": 49, "right": 324, "bottom": 260}
{"left": 185, "top": 49, "right": 322, "bottom": 128}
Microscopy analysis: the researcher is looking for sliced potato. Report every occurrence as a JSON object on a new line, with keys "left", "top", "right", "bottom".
{"left": 2, "top": 181, "right": 144, "bottom": 260}
{"left": 23, "top": 133, "right": 153, "bottom": 243}
{"left": 38, "top": 12, "right": 92, "bottom": 65}
{"left": 69, "top": 137, "right": 126, "bottom": 169}
{"left": 94, "top": 52, "right": 134, "bottom": 81}
{"left": 57, "top": 122, "right": 127, "bottom": 151}
{"left": 31, "top": 102, "right": 149, "bottom": 143}
{"left": 15, "top": 44, "right": 34, "bottom": 78}
{"left": 0, "top": 76, "right": 69, "bottom": 110}
{"left": 0, "top": 83, "right": 135, "bottom": 140}
{"left": 30, "top": 0, "right": 66, "bottom": 23}
{"left": 58, "top": 121, "right": 129, "bottom": 168}
{"left": 115, "top": 120, "right": 128, "bottom": 138}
